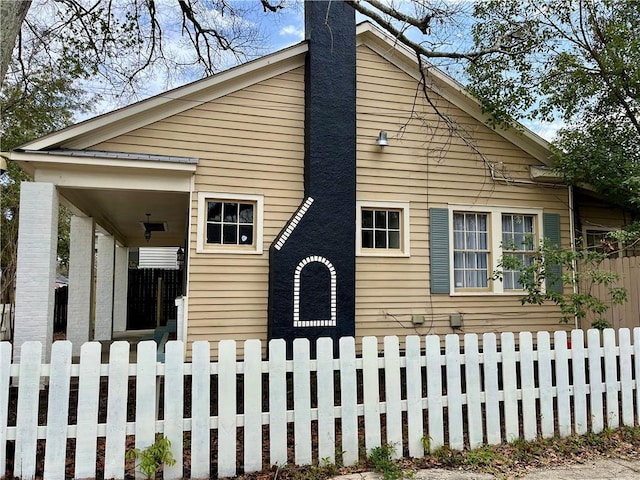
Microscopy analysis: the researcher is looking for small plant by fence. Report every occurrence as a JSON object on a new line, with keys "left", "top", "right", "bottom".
{"left": 2, "top": 328, "right": 640, "bottom": 479}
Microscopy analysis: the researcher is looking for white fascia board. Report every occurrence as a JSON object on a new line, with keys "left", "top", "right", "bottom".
{"left": 10, "top": 150, "right": 198, "bottom": 173}
{"left": 20, "top": 43, "right": 308, "bottom": 151}
{"left": 356, "top": 23, "right": 552, "bottom": 166}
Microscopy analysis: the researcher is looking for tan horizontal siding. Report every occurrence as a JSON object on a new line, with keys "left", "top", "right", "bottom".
{"left": 93, "top": 67, "right": 306, "bottom": 357}
{"left": 354, "top": 45, "right": 572, "bottom": 341}
{"left": 91, "top": 45, "right": 575, "bottom": 358}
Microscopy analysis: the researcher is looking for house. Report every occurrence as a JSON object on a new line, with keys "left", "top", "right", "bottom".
{"left": 9, "top": 2, "right": 591, "bottom": 361}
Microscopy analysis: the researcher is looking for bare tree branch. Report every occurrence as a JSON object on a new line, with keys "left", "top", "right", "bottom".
{"left": 345, "top": 0, "right": 524, "bottom": 60}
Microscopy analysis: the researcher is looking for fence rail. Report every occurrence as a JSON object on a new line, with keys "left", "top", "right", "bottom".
{"left": 2, "top": 328, "right": 640, "bottom": 479}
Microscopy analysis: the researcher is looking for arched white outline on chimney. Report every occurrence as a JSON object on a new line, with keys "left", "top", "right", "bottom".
{"left": 293, "top": 255, "right": 337, "bottom": 327}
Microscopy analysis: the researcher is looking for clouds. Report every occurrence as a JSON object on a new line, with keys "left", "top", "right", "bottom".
{"left": 279, "top": 24, "right": 304, "bottom": 40}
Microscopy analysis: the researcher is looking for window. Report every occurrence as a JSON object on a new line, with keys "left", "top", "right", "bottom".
{"left": 584, "top": 228, "right": 619, "bottom": 255}
{"left": 453, "top": 212, "right": 489, "bottom": 288}
{"left": 197, "top": 192, "right": 264, "bottom": 254}
{"left": 501, "top": 214, "right": 536, "bottom": 290}
{"left": 443, "top": 206, "right": 544, "bottom": 294}
{"left": 357, "top": 201, "right": 410, "bottom": 256}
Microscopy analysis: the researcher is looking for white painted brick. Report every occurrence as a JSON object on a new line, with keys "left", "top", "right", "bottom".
{"left": 13, "top": 182, "right": 58, "bottom": 362}
{"left": 94, "top": 234, "right": 115, "bottom": 341}
{"left": 67, "top": 216, "right": 95, "bottom": 355}
{"left": 113, "top": 246, "right": 129, "bottom": 333}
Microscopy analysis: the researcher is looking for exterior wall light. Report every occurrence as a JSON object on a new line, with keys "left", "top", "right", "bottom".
{"left": 176, "top": 246, "right": 185, "bottom": 269}
{"left": 376, "top": 131, "right": 388, "bottom": 147}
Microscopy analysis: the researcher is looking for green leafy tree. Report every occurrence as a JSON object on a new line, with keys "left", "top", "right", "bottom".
{"left": 468, "top": 0, "right": 640, "bottom": 218}
{"left": 494, "top": 241, "right": 627, "bottom": 329}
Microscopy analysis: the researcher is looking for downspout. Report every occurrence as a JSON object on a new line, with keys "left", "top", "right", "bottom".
{"left": 569, "top": 185, "right": 580, "bottom": 329}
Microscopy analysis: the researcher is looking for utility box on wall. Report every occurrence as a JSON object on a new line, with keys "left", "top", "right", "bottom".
{"left": 450, "top": 313, "right": 463, "bottom": 328}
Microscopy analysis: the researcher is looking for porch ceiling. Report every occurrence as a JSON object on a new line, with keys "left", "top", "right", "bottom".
{"left": 10, "top": 149, "right": 197, "bottom": 248}
{"left": 60, "top": 187, "right": 189, "bottom": 247}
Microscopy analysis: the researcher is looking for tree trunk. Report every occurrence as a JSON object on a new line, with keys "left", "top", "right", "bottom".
{"left": 0, "top": 0, "right": 32, "bottom": 86}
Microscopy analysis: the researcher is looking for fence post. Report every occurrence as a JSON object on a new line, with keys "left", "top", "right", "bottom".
{"left": 14, "top": 341, "right": 42, "bottom": 479}
{"left": 339, "top": 336, "right": 359, "bottom": 466}
{"left": 362, "top": 336, "right": 381, "bottom": 454}
{"left": 483, "top": 333, "right": 501, "bottom": 445}
{"left": 191, "top": 341, "right": 211, "bottom": 479}
{"left": 218, "top": 340, "right": 237, "bottom": 477}
{"left": 43, "top": 341, "right": 72, "bottom": 479}
{"left": 384, "top": 336, "right": 403, "bottom": 458}
{"left": 405, "top": 335, "right": 424, "bottom": 457}
{"left": 293, "top": 338, "right": 312, "bottom": 466}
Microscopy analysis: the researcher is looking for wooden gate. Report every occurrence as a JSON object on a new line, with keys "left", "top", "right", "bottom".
{"left": 127, "top": 269, "right": 182, "bottom": 330}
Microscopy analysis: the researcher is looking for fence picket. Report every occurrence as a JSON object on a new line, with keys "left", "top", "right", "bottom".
{"left": 554, "top": 331, "right": 571, "bottom": 438}
{"left": 405, "top": 335, "right": 424, "bottom": 458}
{"left": 463, "top": 334, "right": 482, "bottom": 449}
{"left": 426, "top": 334, "right": 444, "bottom": 450}
{"left": 587, "top": 329, "right": 604, "bottom": 433}
{"left": 501, "top": 333, "right": 518, "bottom": 442}
{"left": 244, "top": 339, "right": 263, "bottom": 473}
{"left": 445, "top": 335, "right": 463, "bottom": 450}
{"left": 164, "top": 341, "right": 184, "bottom": 480}
{"left": 363, "top": 336, "right": 381, "bottom": 453}
{"left": 268, "top": 339, "right": 287, "bottom": 466}
{"left": 293, "top": 338, "right": 312, "bottom": 465}
{"left": 5, "top": 328, "right": 640, "bottom": 478}
{"left": 635, "top": 328, "right": 640, "bottom": 424}
{"left": 218, "top": 340, "right": 237, "bottom": 477}
{"left": 43, "top": 341, "right": 72, "bottom": 480}
{"left": 571, "top": 330, "right": 588, "bottom": 435}
{"left": 619, "top": 329, "right": 634, "bottom": 426}
{"left": 104, "top": 341, "right": 130, "bottom": 480}
{"left": 14, "top": 341, "right": 42, "bottom": 479}
{"left": 384, "top": 336, "right": 403, "bottom": 458}
{"left": 537, "top": 331, "right": 554, "bottom": 438}
{"left": 519, "top": 332, "right": 537, "bottom": 441}
{"left": 317, "top": 338, "right": 335, "bottom": 464}
{"left": 191, "top": 341, "right": 211, "bottom": 479}
{"left": 134, "top": 341, "right": 157, "bottom": 479}
{"left": 483, "top": 333, "right": 501, "bottom": 445}
{"left": 339, "top": 337, "right": 359, "bottom": 466}
{"left": 603, "top": 329, "right": 619, "bottom": 428}
{"left": 0, "top": 342, "right": 11, "bottom": 478}
{"left": 75, "top": 342, "right": 102, "bottom": 478}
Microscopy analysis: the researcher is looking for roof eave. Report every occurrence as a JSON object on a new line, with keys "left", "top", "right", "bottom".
{"left": 19, "top": 42, "right": 308, "bottom": 152}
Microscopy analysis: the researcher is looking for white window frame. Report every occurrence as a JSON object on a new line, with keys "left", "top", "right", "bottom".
{"left": 356, "top": 200, "right": 410, "bottom": 257}
{"left": 196, "top": 191, "right": 264, "bottom": 254}
{"left": 448, "top": 205, "right": 543, "bottom": 295}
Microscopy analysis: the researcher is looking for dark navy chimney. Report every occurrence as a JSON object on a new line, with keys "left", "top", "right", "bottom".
{"left": 268, "top": 0, "right": 356, "bottom": 352}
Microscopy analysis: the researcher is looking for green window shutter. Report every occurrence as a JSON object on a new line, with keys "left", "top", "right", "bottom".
{"left": 543, "top": 212, "right": 563, "bottom": 293}
{"left": 430, "top": 208, "right": 450, "bottom": 294}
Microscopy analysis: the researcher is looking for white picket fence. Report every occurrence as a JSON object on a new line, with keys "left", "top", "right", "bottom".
{"left": 2, "top": 328, "right": 640, "bottom": 479}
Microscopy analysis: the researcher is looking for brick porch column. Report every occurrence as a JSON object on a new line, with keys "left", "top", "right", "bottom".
{"left": 67, "top": 215, "right": 95, "bottom": 355}
{"left": 13, "top": 182, "right": 59, "bottom": 362}
{"left": 113, "top": 245, "right": 129, "bottom": 333}
{"left": 94, "top": 234, "right": 115, "bottom": 341}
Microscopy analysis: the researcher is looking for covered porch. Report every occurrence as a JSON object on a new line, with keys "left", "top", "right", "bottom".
{"left": 10, "top": 149, "right": 196, "bottom": 361}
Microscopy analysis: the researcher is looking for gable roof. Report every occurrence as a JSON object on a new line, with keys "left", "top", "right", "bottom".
{"left": 17, "top": 22, "right": 551, "bottom": 165}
